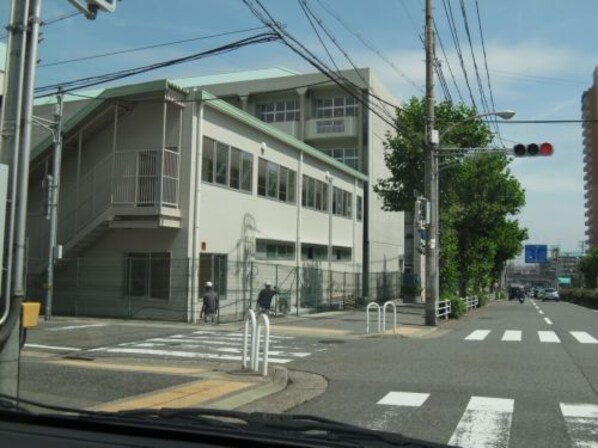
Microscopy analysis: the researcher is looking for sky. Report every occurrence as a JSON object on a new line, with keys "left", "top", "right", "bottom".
{"left": 1, "top": 0, "right": 595, "bottom": 256}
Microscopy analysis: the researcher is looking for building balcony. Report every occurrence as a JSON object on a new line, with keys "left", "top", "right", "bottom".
{"left": 305, "top": 116, "right": 359, "bottom": 140}
{"left": 265, "top": 120, "right": 301, "bottom": 139}
{"left": 57, "top": 148, "right": 181, "bottom": 249}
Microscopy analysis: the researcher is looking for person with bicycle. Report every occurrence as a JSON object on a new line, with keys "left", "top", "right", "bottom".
{"left": 256, "top": 281, "right": 277, "bottom": 315}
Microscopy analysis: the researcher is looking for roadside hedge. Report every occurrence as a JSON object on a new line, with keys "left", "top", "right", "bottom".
{"left": 559, "top": 288, "right": 598, "bottom": 310}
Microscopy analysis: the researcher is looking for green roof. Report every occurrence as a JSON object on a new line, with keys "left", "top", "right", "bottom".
{"left": 30, "top": 76, "right": 367, "bottom": 182}
{"left": 195, "top": 90, "right": 368, "bottom": 182}
{"left": 172, "top": 67, "right": 300, "bottom": 89}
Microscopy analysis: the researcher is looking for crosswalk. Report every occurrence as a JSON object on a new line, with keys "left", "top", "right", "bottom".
{"left": 88, "top": 330, "right": 325, "bottom": 364}
{"left": 462, "top": 329, "right": 598, "bottom": 344}
{"left": 374, "top": 391, "right": 598, "bottom": 448}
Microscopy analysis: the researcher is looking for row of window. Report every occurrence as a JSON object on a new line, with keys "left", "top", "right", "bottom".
{"left": 255, "top": 96, "right": 359, "bottom": 123}
{"left": 257, "top": 158, "right": 297, "bottom": 204}
{"left": 255, "top": 239, "right": 352, "bottom": 261}
{"left": 202, "top": 137, "right": 253, "bottom": 192}
{"left": 322, "top": 148, "right": 359, "bottom": 170}
{"left": 202, "top": 137, "right": 362, "bottom": 220}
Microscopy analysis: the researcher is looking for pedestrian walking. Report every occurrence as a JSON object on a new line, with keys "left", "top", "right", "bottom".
{"left": 202, "top": 281, "right": 219, "bottom": 323}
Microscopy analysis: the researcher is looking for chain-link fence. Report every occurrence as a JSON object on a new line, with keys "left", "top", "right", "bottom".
{"left": 26, "top": 257, "right": 402, "bottom": 323}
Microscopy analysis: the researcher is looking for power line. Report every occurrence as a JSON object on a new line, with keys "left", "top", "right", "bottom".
{"left": 242, "top": 0, "right": 402, "bottom": 133}
{"left": 475, "top": 1, "right": 499, "bottom": 125}
{"left": 315, "top": 0, "right": 424, "bottom": 92}
{"left": 441, "top": 0, "right": 478, "bottom": 111}
{"left": 34, "top": 32, "right": 280, "bottom": 96}
{"left": 297, "top": 0, "right": 341, "bottom": 72}
{"left": 297, "top": 0, "right": 397, "bottom": 123}
{"left": 0, "top": 10, "right": 83, "bottom": 41}
{"left": 434, "top": 18, "right": 465, "bottom": 104}
{"left": 39, "top": 26, "right": 269, "bottom": 68}
{"left": 458, "top": 0, "right": 491, "bottom": 117}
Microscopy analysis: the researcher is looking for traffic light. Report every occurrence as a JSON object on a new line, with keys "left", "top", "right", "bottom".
{"left": 513, "top": 142, "right": 553, "bottom": 157}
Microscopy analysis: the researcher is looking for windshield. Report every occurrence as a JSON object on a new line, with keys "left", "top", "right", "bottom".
{"left": 0, "top": 1, "right": 596, "bottom": 447}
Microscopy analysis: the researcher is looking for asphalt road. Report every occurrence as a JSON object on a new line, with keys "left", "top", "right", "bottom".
{"left": 286, "top": 299, "right": 598, "bottom": 448}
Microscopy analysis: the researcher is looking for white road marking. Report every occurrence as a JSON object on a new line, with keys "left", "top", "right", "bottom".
{"left": 538, "top": 331, "right": 560, "bottom": 343}
{"left": 570, "top": 332, "right": 598, "bottom": 344}
{"left": 544, "top": 318, "right": 553, "bottom": 325}
{"left": 538, "top": 310, "right": 545, "bottom": 315}
{"left": 24, "top": 344, "right": 81, "bottom": 351}
{"left": 501, "top": 330, "right": 521, "bottom": 342}
{"left": 192, "top": 330, "right": 295, "bottom": 339}
{"left": 560, "top": 403, "right": 598, "bottom": 448}
{"left": 448, "top": 396, "right": 514, "bottom": 448}
{"left": 49, "top": 324, "right": 107, "bottom": 331}
{"left": 89, "top": 347, "right": 293, "bottom": 364}
{"left": 465, "top": 330, "right": 491, "bottom": 341}
{"left": 377, "top": 391, "right": 430, "bottom": 407}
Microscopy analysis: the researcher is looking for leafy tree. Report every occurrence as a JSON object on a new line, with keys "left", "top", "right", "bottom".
{"left": 579, "top": 248, "right": 598, "bottom": 288}
{"left": 375, "top": 98, "right": 527, "bottom": 296}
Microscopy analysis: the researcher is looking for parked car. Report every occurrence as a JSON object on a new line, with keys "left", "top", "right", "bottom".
{"left": 542, "top": 288, "right": 560, "bottom": 302}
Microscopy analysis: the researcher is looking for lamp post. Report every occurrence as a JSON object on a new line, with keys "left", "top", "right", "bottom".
{"left": 425, "top": 110, "right": 516, "bottom": 326}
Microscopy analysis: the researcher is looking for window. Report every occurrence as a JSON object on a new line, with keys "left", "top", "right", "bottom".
{"left": 230, "top": 148, "right": 240, "bottom": 189}
{"left": 256, "top": 239, "right": 295, "bottom": 260}
{"left": 331, "top": 187, "right": 353, "bottom": 218}
{"left": 356, "top": 195, "right": 363, "bottom": 221}
{"left": 257, "top": 100, "right": 300, "bottom": 123}
{"left": 126, "top": 252, "right": 171, "bottom": 300}
{"left": 302, "top": 175, "right": 331, "bottom": 213}
{"left": 324, "top": 148, "right": 359, "bottom": 170}
{"left": 314, "top": 96, "right": 359, "bottom": 119}
{"left": 258, "top": 158, "right": 296, "bottom": 204}
{"left": 266, "top": 161, "right": 279, "bottom": 198}
{"left": 202, "top": 136, "right": 215, "bottom": 182}
{"left": 203, "top": 137, "right": 253, "bottom": 193}
{"left": 241, "top": 152, "right": 253, "bottom": 192}
{"left": 215, "top": 142, "right": 228, "bottom": 185}
{"left": 301, "top": 243, "right": 328, "bottom": 261}
{"left": 334, "top": 246, "right": 352, "bottom": 261}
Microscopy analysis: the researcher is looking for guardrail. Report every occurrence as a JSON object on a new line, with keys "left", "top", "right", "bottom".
{"left": 366, "top": 301, "right": 397, "bottom": 335}
{"left": 436, "top": 300, "right": 451, "bottom": 320}
{"left": 464, "top": 296, "right": 479, "bottom": 312}
{"left": 242, "top": 310, "right": 270, "bottom": 376}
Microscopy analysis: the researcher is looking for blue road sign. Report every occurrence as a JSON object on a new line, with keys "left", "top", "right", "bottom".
{"left": 524, "top": 244, "right": 548, "bottom": 263}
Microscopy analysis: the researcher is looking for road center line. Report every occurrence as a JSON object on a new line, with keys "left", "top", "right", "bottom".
{"left": 570, "top": 332, "right": 598, "bottom": 344}
{"left": 448, "top": 396, "right": 514, "bottom": 448}
{"left": 538, "top": 310, "right": 545, "bottom": 315}
{"left": 465, "top": 330, "right": 491, "bottom": 341}
{"left": 543, "top": 317, "right": 553, "bottom": 325}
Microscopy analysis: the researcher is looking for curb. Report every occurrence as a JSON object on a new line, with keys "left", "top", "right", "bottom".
{"left": 204, "top": 366, "right": 289, "bottom": 410}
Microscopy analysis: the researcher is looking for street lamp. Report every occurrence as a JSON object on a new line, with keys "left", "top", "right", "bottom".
{"left": 424, "top": 110, "right": 516, "bottom": 326}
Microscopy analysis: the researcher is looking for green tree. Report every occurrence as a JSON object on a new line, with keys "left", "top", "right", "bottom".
{"left": 579, "top": 248, "right": 598, "bottom": 288}
{"left": 375, "top": 97, "right": 527, "bottom": 296}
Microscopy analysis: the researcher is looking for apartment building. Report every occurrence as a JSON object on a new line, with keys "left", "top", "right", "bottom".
{"left": 582, "top": 67, "right": 598, "bottom": 249}
{"left": 26, "top": 79, "right": 366, "bottom": 321}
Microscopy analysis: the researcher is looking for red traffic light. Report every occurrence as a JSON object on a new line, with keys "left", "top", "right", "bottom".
{"left": 539, "top": 142, "right": 553, "bottom": 156}
{"left": 512, "top": 142, "right": 554, "bottom": 157}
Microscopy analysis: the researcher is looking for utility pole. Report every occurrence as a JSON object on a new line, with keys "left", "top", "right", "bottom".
{"left": 0, "top": 0, "right": 40, "bottom": 398}
{"left": 424, "top": 0, "right": 438, "bottom": 326}
{"left": 44, "top": 89, "right": 64, "bottom": 320}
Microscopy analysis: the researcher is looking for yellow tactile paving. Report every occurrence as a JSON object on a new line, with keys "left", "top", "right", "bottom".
{"left": 54, "top": 359, "right": 206, "bottom": 376}
{"left": 94, "top": 379, "right": 253, "bottom": 412}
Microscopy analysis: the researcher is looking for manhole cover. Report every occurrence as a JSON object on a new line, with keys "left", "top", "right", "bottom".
{"left": 318, "top": 340, "right": 346, "bottom": 345}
